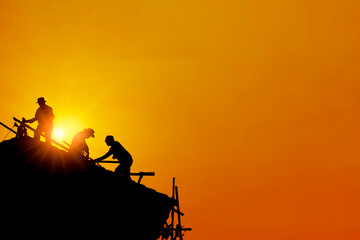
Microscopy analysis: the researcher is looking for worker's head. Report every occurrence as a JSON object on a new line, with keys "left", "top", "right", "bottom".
{"left": 36, "top": 97, "right": 46, "bottom": 107}
{"left": 84, "top": 128, "right": 95, "bottom": 138}
{"left": 105, "top": 135, "right": 114, "bottom": 146}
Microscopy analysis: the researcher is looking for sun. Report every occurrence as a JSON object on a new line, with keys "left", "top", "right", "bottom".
{"left": 53, "top": 127, "right": 65, "bottom": 141}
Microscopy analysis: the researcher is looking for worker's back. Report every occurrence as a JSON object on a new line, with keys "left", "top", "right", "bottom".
{"left": 70, "top": 131, "right": 89, "bottom": 156}
{"left": 110, "top": 141, "right": 133, "bottom": 166}
{"left": 35, "top": 104, "right": 54, "bottom": 127}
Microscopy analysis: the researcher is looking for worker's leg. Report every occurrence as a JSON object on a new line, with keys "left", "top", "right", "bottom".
{"left": 115, "top": 164, "right": 131, "bottom": 180}
{"left": 114, "top": 164, "right": 122, "bottom": 175}
{"left": 125, "top": 165, "right": 131, "bottom": 180}
{"left": 34, "top": 126, "right": 41, "bottom": 141}
{"left": 44, "top": 126, "right": 53, "bottom": 144}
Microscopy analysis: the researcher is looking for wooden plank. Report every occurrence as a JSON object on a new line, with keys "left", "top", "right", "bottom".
{"left": 0, "top": 122, "right": 17, "bottom": 135}
{"left": 130, "top": 172, "right": 155, "bottom": 176}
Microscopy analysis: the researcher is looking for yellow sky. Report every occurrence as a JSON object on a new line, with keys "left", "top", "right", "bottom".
{"left": 1, "top": 1, "right": 360, "bottom": 239}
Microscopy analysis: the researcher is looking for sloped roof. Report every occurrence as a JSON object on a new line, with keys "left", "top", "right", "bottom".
{"left": 0, "top": 137, "right": 173, "bottom": 240}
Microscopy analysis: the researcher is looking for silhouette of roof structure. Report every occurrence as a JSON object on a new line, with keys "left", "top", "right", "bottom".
{"left": 0, "top": 137, "right": 173, "bottom": 240}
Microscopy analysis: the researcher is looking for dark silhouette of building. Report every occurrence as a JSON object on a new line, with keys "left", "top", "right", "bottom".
{"left": 0, "top": 137, "right": 173, "bottom": 240}
{"left": 94, "top": 135, "right": 133, "bottom": 180}
{"left": 24, "top": 97, "right": 54, "bottom": 143}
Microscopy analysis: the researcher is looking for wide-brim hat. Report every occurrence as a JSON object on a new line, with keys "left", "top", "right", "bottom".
{"left": 36, "top": 97, "right": 46, "bottom": 103}
{"left": 84, "top": 128, "right": 95, "bottom": 138}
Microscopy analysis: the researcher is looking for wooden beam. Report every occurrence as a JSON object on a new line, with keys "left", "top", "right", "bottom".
{"left": 0, "top": 122, "right": 17, "bottom": 135}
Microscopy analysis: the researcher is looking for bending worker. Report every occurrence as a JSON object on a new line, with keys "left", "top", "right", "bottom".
{"left": 94, "top": 135, "right": 133, "bottom": 180}
{"left": 24, "top": 97, "right": 54, "bottom": 143}
{"left": 69, "top": 128, "right": 95, "bottom": 160}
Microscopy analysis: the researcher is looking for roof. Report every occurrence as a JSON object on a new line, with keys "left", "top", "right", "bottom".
{"left": 0, "top": 137, "right": 173, "bottom": 240}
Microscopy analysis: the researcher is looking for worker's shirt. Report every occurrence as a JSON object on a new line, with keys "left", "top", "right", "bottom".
{"left": 35, "top": 105, "right": 54, "bottom": 127}
{"left": 109, "top": 141, "right": 133, "bottom": 166}
{"left": 70, "top": 131, "right": 89, "bottom": 155}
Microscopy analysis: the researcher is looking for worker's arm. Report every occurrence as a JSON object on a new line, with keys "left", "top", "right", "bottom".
{"left": 24, "top": 117, "right": 36, "bottom": 124}
{"left": 94, "top": 150, "right": 112, "bottom": 162}
{"left": 25, "top": 109, "right": 39, "bottom": 124}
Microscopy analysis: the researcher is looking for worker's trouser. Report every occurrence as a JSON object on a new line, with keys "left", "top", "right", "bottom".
{"left": 115, "top": 164, "right": 131, "bottom": 180}
{"left": 34, "top": 124, "right": 53, "bottom": 144}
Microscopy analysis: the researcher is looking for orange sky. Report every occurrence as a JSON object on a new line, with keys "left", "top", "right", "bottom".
{"left": 1, "top": 1, "right": 360, "bottom": 239}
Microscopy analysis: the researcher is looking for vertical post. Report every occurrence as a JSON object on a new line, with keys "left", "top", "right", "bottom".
{"left": 171, "top": 177, "right": 175, "bottom": 240}
{"left": 175, "top": 186, "right": 183, "bottom": 240}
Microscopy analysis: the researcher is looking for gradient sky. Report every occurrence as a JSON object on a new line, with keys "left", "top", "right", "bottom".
{"left": 1, "top": 1, "right": 360, "bottom": 239}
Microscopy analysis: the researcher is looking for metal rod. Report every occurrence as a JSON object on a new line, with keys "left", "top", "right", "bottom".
{"left": 173, "top": 208, "right": 184, "bottom": 216}
{"left": 96, "top": 160, "right": 120, "bottom": 163}
{"left": 0, "top": 122, "right": 17, "bottom": 135}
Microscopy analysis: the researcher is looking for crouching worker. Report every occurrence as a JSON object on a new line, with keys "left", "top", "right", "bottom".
{"left": 94, "top": 135, "right": 133, "bottom": 180}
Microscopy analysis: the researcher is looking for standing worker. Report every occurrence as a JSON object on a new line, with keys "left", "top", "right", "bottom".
{"left": 24, "top": 97, "right": 54, "bottom": 144}
{"left": 94, "top": 135, "right": 133, "bottom": 180}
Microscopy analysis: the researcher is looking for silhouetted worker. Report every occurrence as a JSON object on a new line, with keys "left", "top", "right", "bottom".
{"left": 15, "top": 117, "right": 28, "bottom": 139}
{"left": 24, "top": 97, "right": 54, "bottom": 143}
{"left": 94, "top": 135, "right": 133, "bottom": 180}
{"left": 69, "top": 128, "right": 95, "bottom": 159}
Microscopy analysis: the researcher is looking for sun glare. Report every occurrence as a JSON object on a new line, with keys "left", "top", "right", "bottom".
{"left": 53, "top": 127, "right": 65, "bottom": 141}
{"left": 52, "top": 116, "right": 85, "bottom": 143}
